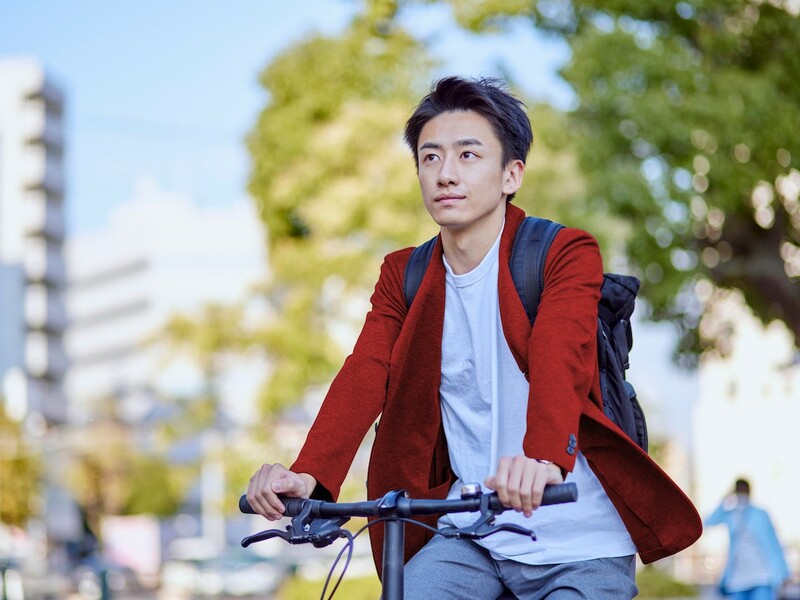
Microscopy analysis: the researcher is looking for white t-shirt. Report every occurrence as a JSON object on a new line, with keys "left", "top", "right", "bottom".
{"left": 437, "top": 228, "right": 636, "bottom": 564}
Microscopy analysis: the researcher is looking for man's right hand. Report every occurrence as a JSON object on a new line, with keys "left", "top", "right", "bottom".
{"left": 246, "top": 463, "right": 317, "bottom": 521}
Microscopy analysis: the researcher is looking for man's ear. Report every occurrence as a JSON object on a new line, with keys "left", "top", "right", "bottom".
{"left": 502, "top": 159, "right": 525, "bottom": 196}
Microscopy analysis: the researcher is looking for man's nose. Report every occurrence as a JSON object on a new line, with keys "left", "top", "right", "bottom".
{"left": 437, "top": 155, "right": 459, "bottom": 186}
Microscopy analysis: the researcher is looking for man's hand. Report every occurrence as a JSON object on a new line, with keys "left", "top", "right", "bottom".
{"left": 485, "top": 455, "right": 564, "bottom": 518}
{"left": 246, "top": 463, "right": 317, "bottom": 521}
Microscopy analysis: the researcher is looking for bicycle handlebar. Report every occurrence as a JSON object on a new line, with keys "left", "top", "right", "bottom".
{"left": 239, "top": 482, "right": 577, "bottom": 518}
{"left": 240, "top": 483, "right": 578, "bottom": 599}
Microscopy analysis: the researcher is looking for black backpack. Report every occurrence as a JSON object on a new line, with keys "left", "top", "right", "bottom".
{"left": 402, "top": 217, "right": 649, "bottom": 452}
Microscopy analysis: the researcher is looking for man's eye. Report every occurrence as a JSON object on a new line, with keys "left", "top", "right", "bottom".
{"left": 462, "top": 151, "right": 476, "bottom": 159}
{"left": 423, "top": 154, "right": 438, "bottom": 162}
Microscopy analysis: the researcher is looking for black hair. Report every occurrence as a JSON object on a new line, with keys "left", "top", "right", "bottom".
{"left": 734, "top": 478, "right": 751, "bottom": 495}
{"left": 404, "top": 76, "right": 533, "bottom": 200}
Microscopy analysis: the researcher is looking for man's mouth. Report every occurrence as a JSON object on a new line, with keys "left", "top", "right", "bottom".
{"left": 435, "top": 194, "right": 465, "bottom": 203}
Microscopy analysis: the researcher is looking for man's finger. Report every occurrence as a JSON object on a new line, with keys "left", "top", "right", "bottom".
{"left": 519, "top": 466, "right": 535, "bottom": 517}
{"left": 271, "top": 475, "right": 299, "bottom": 496}
{"left": 494, "top": 457, "right": 512, "bottom": 503}
{"left": 505, "top": 457, "right": 526, "bottom": 512}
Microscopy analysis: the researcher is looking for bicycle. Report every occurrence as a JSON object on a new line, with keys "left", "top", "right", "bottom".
{"left": 239, "top": 482, "right": 577, "bottom": 600}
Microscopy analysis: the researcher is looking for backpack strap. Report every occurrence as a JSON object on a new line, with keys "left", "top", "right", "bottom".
{"left": 509, "top": 217, "right": 564, "bottom": 325}
{"left": 403, "top": 236, "right": 437, "bottom": 308}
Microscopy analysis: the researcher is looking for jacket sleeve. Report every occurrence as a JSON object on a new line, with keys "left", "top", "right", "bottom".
{"left": 521, "top": 228, "right": 603, "bottom": 472}
{"left": 290, "top": 249, "right": 410, "bottom": 501}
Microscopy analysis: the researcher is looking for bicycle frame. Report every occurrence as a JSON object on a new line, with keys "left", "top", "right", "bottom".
{"left": 240, "top": 483, "right": 578, "bottom": 600}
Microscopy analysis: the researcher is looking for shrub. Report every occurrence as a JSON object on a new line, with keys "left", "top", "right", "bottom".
{"left": 637, "top": 565, "right": 698, "bottom": 598}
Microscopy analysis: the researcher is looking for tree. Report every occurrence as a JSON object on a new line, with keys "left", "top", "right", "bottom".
{"left": 161, "top": 303, "right": 253, "bottom": 430}
{"left": 245, "top": 1, "right": 621, "bottom": 413}
{"left": 511, "top": 102, "right": 630, "bottom": 257}
{"left": 160, "top": 303, "right": 271, "bottom": 514}
{"left": 0, "top": 404, "right": 41, "bottom": 527}
{"left": 435, "top": 0, "right": 800, "bottom": 362}
{"left": 246, "top": 2, "right": 436, "bottom": 413}
{"left": 63, "top": 407, "right": 194, "bottom": 533}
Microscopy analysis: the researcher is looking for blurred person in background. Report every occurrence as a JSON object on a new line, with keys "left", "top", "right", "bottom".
{"left": 706, "top": 478, "right": 791, "bottom": 600}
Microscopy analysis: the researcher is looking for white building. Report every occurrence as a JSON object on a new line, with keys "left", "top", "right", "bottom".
{"left": 64, "top": 178, "right": 269, "bottom": 426}
{"left": 0, "top": 58, "right": 67, "bottom": 427}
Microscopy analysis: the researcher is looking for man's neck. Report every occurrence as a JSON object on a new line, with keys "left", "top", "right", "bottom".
{"left": 440, "top": 216, "right": 505, "bottom": 275}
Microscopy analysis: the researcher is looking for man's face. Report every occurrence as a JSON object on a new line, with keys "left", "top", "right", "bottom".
{"left": 416, "top": 110, "right": 523, "bottom": 235}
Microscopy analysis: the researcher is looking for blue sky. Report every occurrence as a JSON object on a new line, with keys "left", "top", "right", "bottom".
{"left": 0, "top": 1, "right": 572, "bottom": 234}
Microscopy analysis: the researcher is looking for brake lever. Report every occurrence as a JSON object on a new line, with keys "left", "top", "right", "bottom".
{"left": 438, "top": 493, "right": 536, "bottom": 541}
{"left": 468, "top": 522, "right": 536, "bottom": 540}
{"left": 241, "top": 500, "right": 352, "bottom": 549}
{"left": 241, "top": 528, "right": 292, "bottom": 548}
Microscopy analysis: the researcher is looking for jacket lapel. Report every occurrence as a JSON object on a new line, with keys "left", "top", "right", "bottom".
{"left": 370, "top": 235, "right": 447, "bottom": 494}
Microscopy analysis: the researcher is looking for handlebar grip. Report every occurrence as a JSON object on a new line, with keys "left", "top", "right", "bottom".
{"left": 282, "top": 498, "right": 308, "bottom": 516}
{"left": 239, "top": 494, "right": 256, "bottom": 514}
{"left": 238, "top": 494, "right": 310, "bottom": 516}
{"left": 541, "top": 482, "right": 578, "bottom": 506}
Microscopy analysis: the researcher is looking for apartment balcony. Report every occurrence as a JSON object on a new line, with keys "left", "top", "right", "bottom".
{"left": 24, "top": 236, "right": 66, "bottom": 287}
{"left": 25, "top": 330, "right": 67, "bottom": 381}
{"left": 23, "top": 190, "right": 65, "bottom": 241}
{"left": 25, "top": 283, "right": 67, "bottom": 333}
{"left": 21, "top": 144, "right": 64, "bottom": 196}
{"left": 22, "top": 98, "right": 64, "bottom": 151}
{"left": 32, "top": 78, "right": 64, "bottom": 113}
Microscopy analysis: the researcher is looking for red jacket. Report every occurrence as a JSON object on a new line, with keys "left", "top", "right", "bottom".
{"left": 292, "top": 203, "right": 702, "bottom": 572}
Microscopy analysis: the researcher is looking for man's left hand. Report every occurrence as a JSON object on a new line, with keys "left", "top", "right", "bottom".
{"left": 485, "top": 455, "right": 564, "bottom": 518}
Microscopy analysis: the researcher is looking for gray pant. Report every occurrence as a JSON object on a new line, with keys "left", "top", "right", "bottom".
{"left": 403, "top": 535, "right": 638, "bottom": 600}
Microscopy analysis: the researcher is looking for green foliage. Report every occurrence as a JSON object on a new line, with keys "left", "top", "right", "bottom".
{"left": 157, "top": 297, "right": 289, "bottom": 519}
{"left": 437, "top": 0, "right": 800, "bottom": 361}
{"left": 277, "top": 574, "right": 381, "bottom": 600}
{"left": 243, "top": 2, "right": 628, "bottom": 415}
{"left": 219, "top": 438, "right": 272, "bottom": 515}
{"left": 161, "top": 303, "right": 255, "bottom": 381}
{"left": 637, "top": 564, "right": 698, "bottom": 598}
{"left": 514, "top": 102, "right": 630, "bottom": 260}
{"left": 121, "top": 454, "right": 193, "bottom": 516}
{"left": 0, "top": 405, "right": 42, "bottom": 527}
{"left": 64, "top": 417, "right": 193, "bottom": 531}
{"left": 247, "top": 3, "right": 437, "bottom": 415}
{"left": 159, "top": 303, "right": 254, "bottom": 436}
{"left": 562, "top": 0, "right": 800, "bottom": 362}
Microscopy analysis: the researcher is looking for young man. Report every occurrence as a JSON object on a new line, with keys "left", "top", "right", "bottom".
{"left": 247, "top": 77, "right": 702, "bottom": 598}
